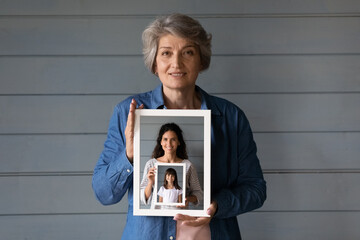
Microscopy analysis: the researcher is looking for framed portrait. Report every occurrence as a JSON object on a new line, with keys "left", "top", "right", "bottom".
{"left": 133, "top": 109, "right": 211, "bottom": 217}
{"left": 154, "top": 162, "right": 186, "bottom": 207}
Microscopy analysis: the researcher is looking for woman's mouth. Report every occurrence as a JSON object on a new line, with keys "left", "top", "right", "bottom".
{"left": 170, "top": 72, "right": 186, "bottom": 77}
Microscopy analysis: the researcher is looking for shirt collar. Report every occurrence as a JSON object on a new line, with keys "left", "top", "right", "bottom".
{"left": 150, "top": 84, "right": 221, "bottom": 116}
{"left": 150, "top": 84, "right": 166, "bottom": 109}
{"left": 197, "top": 85, "right": 221, "bottom": 116}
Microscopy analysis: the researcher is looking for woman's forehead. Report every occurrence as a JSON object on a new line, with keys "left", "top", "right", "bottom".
{"left": 158, "top": 34, "right": 195, "bottom": 48}
{"left": 162, "top": 130, "right": 178, "bottom": 137}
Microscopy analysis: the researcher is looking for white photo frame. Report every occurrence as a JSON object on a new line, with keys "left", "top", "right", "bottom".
{"left": 133, "top": 109, "right": 211, "bottom": 217}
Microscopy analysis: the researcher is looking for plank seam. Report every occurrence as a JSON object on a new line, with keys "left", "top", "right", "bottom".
{"left": 1, "top": 209, "right": 360, "bottom": 217}
{"left": 1, "top": 53, "right": 360, "bottom": 57}
{"left": 0, "top": 13, "right": 360, "bottom": 18}
{"left": 1, "top": 131, "right": 360, "bottom": 136}
{"left": 1, "top": 169, "right": 360, "bottom": 177}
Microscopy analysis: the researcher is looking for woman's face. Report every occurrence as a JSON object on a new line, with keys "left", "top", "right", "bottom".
{"left": 155, "top": 34, "right": 202, "bottom": 93}
{"left": 161, "top": 130, "right": 180, "bottom": 155}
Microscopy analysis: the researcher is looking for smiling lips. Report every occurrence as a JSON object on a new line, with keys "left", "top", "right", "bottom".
{"left": 169, "top": 72, "right": 186, "bottom": 77}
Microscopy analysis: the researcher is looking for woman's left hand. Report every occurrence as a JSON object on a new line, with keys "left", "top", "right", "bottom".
{"left": 174, "top": 201, "right": 218, "bottom": 227}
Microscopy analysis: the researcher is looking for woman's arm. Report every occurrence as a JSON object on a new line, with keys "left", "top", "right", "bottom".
{"left": 213, "top": 110, "right": 267, "bottom": 218}
{"left": 186, "top": 163, "right": 203, "bottom": 205}
{"left": 144, "top": 167, "right": 156, "bottom": 200}
{"left": 178, "top": 194, "right": 182, "bottom": 203}
{"left": 92, "top": 99, "right": 143, "bottom": 205}
{"left": 92, "top": 102, "right": 132, "bottom": 205}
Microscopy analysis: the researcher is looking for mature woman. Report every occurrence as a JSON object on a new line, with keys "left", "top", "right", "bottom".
{"left": 140, "top": 123, "right": 202, "bottom": 208}
{"left": 92, "top": 13, "right": 266, "bottom": 240}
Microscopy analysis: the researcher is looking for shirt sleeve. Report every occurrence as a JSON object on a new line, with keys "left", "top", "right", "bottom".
{"left": 92, "top": 103, "right": 133, "bottom": 205}
{"left": 157, "top": 186, "right": 164, "bottom": 197}
{"left": 213, "top": 109, "right": 267, "bottom": 218}
{"left": 187, "top": 163, "right": 203, "bottom": 205}
{"left": 140, "top": 160, "right": 154, "bottom": 205}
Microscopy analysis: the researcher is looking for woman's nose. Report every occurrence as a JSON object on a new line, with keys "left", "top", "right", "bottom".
{"left": 171, "top": 53, "right": 182, "bottom": 68}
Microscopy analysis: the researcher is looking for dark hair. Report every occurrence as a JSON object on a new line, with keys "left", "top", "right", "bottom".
{"left": 163, "top": 168, "right": 181, "bottom": 190}
{"left": 152, "top": 123, "right": 188, "bottom": 159}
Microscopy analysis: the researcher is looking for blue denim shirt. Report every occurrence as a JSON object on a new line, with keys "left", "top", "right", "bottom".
{"left": 92, "top": 84, "right": 266, "bottom": 240}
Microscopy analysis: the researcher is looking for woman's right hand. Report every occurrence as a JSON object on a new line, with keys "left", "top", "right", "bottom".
{"left": 147, "top": 167, "right": 156, "bottom": 185}
{"left": 125, "top": 99, "right": 144, "bottom": 162}
{"left": 145, "top": 167, "right": 156, "bottom": 201}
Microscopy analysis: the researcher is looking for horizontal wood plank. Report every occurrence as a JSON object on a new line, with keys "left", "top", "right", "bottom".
{"left": 237, "top": 211, "right": 360, "bottom": 240}
{"left": 1, "top": 212, "right": 359, "bottom": 240}
{"left": 0, "top": 175, "right": 125, "bottom": 215}
{"left": 1, "top": 18, "right": 359, "bottom": 55}
{"left": 1, "top": 55, "right": 359, "bottom": 94}
{"left": 1, "top": 0, "right": 359, "bottom": 15}
{"left": 1, "top": 132, "right": 360, "bottom": 173}
{"left": 0, "top": 214, "right": 126, "bottom": 240}
{"left": 1, "top": 94, "right": 359, "bottom": 134}
{"left": 0, "top": 95, "right": 124, "bottom": 134}
{"left": 0, "top": 134, "right": 105, "bottom": 173}
{"left": 1, "top": 174, "right": 359, "bottom": 214}
{"left": 219, "top": 93, "right": 360, "bottom": 132}
{"left": 262, "top": 173, "right": 360, "bottom": 211}
{"left": 0, "top": 56, "right": 158, "bottom": 94}
{"left": 256, "top": 132, "right": 360, "bottom": 170}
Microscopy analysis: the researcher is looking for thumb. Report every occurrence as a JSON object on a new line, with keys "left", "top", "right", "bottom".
{"left": 207, "top": 201, "right": 218, "bottom": 217}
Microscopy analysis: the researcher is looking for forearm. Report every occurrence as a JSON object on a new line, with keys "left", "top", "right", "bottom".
{"left": 187, "top": 164, "right": 203, "bottom": 205}
{"left": 213, "top": 178, "right": 266, "bottom": 218}
{"left": 186, "top": 195, "right": 198, "bottom": 204}
{"left": 92, "top": 149, "right": 133, "bottom": 205}
{"left": 144, "top": 182, "right": 153, "bottom": 201}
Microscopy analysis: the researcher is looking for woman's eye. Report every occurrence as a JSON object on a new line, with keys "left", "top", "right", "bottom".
{"left": 184, "top": 50, "right": 194, "bottom": 56}
{"left": 161, "top": 51, "right": 170, "bottom": 56}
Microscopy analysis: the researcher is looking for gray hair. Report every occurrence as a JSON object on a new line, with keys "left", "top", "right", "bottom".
{"left": 142, "top": 13, "right": 212, "bottom": 74}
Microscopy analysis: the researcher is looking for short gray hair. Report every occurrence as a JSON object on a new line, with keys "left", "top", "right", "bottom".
{"left": 142, "top": 13, "right": 212, "bottom": 74}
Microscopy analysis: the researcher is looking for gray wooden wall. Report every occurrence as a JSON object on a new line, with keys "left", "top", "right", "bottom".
{"left": 1, "top": 1, "right": 360, "bottom": 239}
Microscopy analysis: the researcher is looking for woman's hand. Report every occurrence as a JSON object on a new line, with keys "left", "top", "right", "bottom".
{"left": 177, "top": 195, "right": 197, "bottom": 209}
{"left": 147, "top": 167, "right": 156, "bottom": 185}
{"left": 125, "top": 99, "right": 144, "bottom": 162}
{"left": 144, "top": 167, "right": 156, "bottom": 201}
{"left": 174, "top": 201, "right": 218, "bottom": 227}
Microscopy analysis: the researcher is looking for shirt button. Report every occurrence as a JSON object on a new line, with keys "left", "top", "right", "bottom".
{"left": 126, "top": 169, "right": 130, "bottom": 173}
{"left": 169, "top": 237, "right": 173, "bottom": 240}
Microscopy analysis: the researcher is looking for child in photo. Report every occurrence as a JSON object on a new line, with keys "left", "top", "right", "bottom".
{"left": 158, "top": 168, "right": 183, "bottom": 203}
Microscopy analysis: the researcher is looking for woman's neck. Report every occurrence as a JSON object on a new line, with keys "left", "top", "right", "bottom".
{"left": 162, "top": 86, "right": 201, "bottom": 109}
{"left": 158, "top": 153, "right": 179, "bottom": 163}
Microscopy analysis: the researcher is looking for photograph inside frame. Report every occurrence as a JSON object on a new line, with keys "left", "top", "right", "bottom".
{"left": 153, "top": 162, "right": 186, "bottom": 208}
{"left": 133, "top": 109, "right": 211, "bottom": 217}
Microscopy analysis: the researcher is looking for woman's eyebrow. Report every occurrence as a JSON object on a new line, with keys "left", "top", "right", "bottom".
{"left": 158, "top": 44, "right": 196, "bottom": 49}
{"left": 183, "top": 44, "right": 196, "bottom": 49}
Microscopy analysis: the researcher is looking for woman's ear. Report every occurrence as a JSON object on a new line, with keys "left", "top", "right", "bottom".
{"left": 153, "top": 64, "right": 158, "bottom": 75}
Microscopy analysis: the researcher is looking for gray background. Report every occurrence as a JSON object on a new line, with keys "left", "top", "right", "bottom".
{"left": 1, "top": 1, "right": 360, "bottom": 239}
